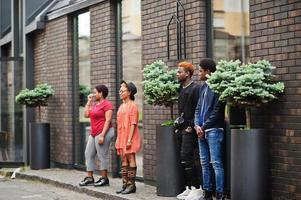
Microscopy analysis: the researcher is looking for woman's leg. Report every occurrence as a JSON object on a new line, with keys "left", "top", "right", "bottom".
{"left": 79, "top": 135, "right": 96, "bottom": 186}
{"left": 94, "top": 129, "right": 114, "bottom": 186}
{"left": 96, "top": 129, "right": 114, "bottom": 173}
{"left": 122, "top": 153, "right": 137, "bottom": 194}
{"left": 85, "top": 135, "right": 97, "bottom": 175}
{"left": 116, "top": 155, "right": 129, "bottom": 193}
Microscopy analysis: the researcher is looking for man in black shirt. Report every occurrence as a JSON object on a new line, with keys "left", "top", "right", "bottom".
{"left": 175, "top": 61, "right": 200, "bottom": 194}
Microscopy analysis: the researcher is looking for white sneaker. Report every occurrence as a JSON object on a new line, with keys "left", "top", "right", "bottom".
{"left": 185, "top": 188, "right": 203, "bottom": 200}
{"left": 176, "top": 186, "right": 191, "bottom": 200}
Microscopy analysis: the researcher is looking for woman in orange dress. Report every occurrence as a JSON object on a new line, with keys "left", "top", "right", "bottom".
{"left": 115, "top": 81, "right": 141, "bottom": 194}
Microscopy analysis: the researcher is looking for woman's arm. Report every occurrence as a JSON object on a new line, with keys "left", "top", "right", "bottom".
{"left": 84, "top": 94, "right": 93, "bottom": 118}
{"left": 127, "top": 104, "right": 138, "bottom": 148}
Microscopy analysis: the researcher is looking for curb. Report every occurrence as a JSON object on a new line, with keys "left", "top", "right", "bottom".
{"left": 16, "top": 172, "right": 129, "bottom": 200}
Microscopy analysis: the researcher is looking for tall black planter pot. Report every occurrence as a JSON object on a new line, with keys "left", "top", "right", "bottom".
{"left": 231, "top": 129, "right": 268, "bottom": 200}
{"left": 29, "top": 122, "right": 50, "bottom": 170}
{"left": 156, "top": 125, "right": 185, "bottom": 197}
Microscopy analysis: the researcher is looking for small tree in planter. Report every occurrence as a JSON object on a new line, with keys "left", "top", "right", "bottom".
{"left": 207, "top": 59, "right": 284, "bottom": 129}
{"left": 207, "top": 59, "right": 284, "bottom": 200}
{"left": 15, "top": 83, "right": 54, "bottom": 170}
{"left": 143, "top": 60, "right": 184, "bottom": 197}
{"left": 15, "top": 83, "right": 55, "bottom": 121}
{"left": 143, "top": 60, "right": 180, "bottom": 125}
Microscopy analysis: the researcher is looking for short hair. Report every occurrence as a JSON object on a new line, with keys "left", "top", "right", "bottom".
{"left": 178, "top": 61, "right": 194, "bottom": 77}
{"left": 95, "top": 85, "right": 109, "bottom": 98}
{"left": 199, "top": 58, "right": 216, "bottom": 73}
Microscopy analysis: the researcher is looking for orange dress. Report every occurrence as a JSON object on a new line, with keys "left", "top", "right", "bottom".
{"left": 115, "top": 101, "right": 141, "bottom": 156}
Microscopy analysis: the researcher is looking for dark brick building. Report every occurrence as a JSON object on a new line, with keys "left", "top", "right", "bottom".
{"left": 0, "top": 0, "right": 300, "bottom": 199}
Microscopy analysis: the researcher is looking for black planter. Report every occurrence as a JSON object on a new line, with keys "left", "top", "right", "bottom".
{"left": 231, "top": 129, "right": 268, "bottom": 200}
{"left": 156, "top": 125, "right": 185, "bottom": 197}
{"left": 29, "top": 122, "right": 50, "bottom": 170}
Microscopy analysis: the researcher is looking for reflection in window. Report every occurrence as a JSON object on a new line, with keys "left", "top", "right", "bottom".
{"left": 122, "top": 0, "right": 143, "bottom": 177}
{"left": 212, "top": 0, "right": 250, "bottom": 63}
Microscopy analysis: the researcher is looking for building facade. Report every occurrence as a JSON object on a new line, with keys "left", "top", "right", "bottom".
{"left": 0, "top": 0, "right": 300, "bottom": 199}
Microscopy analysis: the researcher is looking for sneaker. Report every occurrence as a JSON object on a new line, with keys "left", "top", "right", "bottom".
{"left": 200, "top": 190, "right": 213, "bottom": 200}
{"left": 79, "top": 176, "right": 94, "bottom": 186}
{"left": 94, "top": 177, "right": 109, "bottom": 187}
{"left": 177, "top": 186, "right": 191, "bottom": 200}
{"left": 185, "top": 188, "right": 203, "bottom": 200}
{"left": 216, "top": 192, "right": 224, "bottom": 200}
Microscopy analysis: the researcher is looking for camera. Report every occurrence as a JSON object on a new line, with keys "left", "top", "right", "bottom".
{"left": 174, "top": 112, "right": 184, "bottom": 128}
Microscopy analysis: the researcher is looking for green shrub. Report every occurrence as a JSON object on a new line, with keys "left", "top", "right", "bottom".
{"left": 207, "top": 59, "right": 285, "bottom": 129}
{"left": 15, "top": 83, "right": 54, "bottom": 121}
{"left": 143, "top": 60, "right": 180, "bottom": 124}
{"left": 79, "top": 84, "right": 90, "bottom": 107}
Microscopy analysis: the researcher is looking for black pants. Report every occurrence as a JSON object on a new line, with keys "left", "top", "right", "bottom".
{"left": 176, "top": 129, "right": 199, "bottom": 188}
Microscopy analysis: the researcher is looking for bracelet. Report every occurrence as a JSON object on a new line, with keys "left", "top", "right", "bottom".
{"left": 127, "top": 139, "right": 132, "bottom": 143}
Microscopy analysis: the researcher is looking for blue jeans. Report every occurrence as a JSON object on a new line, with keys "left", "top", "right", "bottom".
{"left": 198, "top": 128, "right": 224, "bottom": 193}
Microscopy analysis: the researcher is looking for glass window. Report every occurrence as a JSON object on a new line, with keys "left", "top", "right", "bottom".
{"left": 0, "top": 57, "right": 24, "bottom": 162}
{"left": 212, "top": 0, "right": 250, "bottom": 63}
{"left": 121, "top": 0, "right": 143, "bottom": 177}
{"left": 73, "top": 11, "right": 91, "bottom": 166}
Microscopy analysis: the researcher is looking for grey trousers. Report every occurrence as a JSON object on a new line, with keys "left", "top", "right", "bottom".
{"left": 85, "top": 127, "right": 115, "bottom": 171}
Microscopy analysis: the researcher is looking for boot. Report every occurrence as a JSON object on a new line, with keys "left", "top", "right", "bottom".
{"left": 201, "top": 190, "right": 213, "bottom": 200}
{"left": 216, "top": 192, "right": 224, "bottom": 200}
{"left": 116, "top": 166, "right": 128, "bottom": 194}
{"left": 121, "top": 166, "right": 137, "bottom": 194}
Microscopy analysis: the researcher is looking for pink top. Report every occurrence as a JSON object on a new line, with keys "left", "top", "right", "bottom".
{"left": 88, "top": 99, "right": 113, "bottom": 137}
{"left": 115, "top": 101, "right": 141, "bottom": 155}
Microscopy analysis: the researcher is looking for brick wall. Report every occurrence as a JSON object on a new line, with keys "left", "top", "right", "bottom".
{"left": 141, "top": 0, "right": 207, "bottom": 182}
{"left": 90, "top": 0, "right": 118, "bottom": 174}
{"left": 33, "top": 16, "right": 74, "bottom": 165}
{"left": 250, "top": 0, "right": 301, "bottom": 199}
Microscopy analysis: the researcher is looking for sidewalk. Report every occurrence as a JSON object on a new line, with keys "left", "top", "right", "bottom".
{"left": 0, "top": 168, "right": 177, "bottom": 200}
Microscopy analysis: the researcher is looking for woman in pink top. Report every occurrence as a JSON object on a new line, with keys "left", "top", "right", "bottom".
{"left": 115, "top": 81, "right": 141, "bottom": 194}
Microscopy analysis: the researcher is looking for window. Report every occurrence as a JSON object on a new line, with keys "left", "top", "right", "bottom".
{"left": 73, "top": 11, "right": 91, "bottom": 166}
{"left": 212, "top": 0, "right": 250, "bottom": 63}
{"left": 0, "top": 51, "right": 24, "bottom": 163}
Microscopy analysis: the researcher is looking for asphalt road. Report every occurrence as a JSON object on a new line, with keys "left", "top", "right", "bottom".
{"left": 0, "top": 176, "right": 100, "bottom": 200}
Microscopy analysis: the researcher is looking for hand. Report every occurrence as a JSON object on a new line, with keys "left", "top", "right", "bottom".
{"left": 87, "top": 94, "right": 95, "bottom": 102}
{"left": 98, "top": 135, "right": 104, "bottom": 144}
{"left": 185, "top": 126, "right": 193, "bottom": 133}
{"left": 126, "top": 140, "right": 132, "bottom": 149}
{"left": 194, "top": 125, "right": 202, "bottom": 134}
{"left": 195, "top": 125, "right": 204, "bottom": 139}
{"left": 198, "top": 129, "right": 204, "bottom": 139}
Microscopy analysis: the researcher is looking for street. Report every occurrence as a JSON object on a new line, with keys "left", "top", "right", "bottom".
{"left": 0, "top": 176, "right": 99, "bottom": 200}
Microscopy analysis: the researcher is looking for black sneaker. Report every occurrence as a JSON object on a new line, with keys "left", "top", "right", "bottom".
{"left": 94, "top": 177, "right": 109, "bottom": 187}
{"left": 79, "top": 176, "right": 94, "bottom": 186}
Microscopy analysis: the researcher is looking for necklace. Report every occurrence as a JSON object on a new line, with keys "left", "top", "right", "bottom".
{"left": 182, "top": 81, "right": 193, "bottom": 89}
